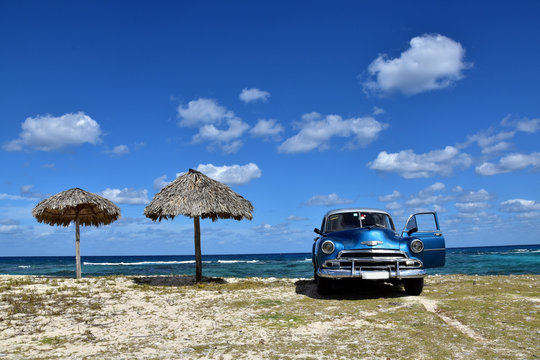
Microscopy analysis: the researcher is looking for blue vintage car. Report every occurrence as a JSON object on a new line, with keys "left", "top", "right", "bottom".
{"left": 312, "top": 208, "right": 445, "bottom": 295}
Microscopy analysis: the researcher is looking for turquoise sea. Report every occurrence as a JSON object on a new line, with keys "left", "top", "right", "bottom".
{"left": 0, "top": 245, "right": 538, "bottom": 278}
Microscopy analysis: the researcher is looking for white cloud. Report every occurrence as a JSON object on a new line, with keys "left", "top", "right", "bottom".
{"left": 368, "top": 146, "right": 472, "bottom": 178}
{"left": 177, "top": 98, "right": 249, "bottom": 153}
{"left": 363, "top": 34, "right": 470, "bottom": 96}
{"left": 305, "top": 193, "right": 353, "bottom": 206}
{"left": 101, "top": 188, "right": 149, "bottom": 205}
{"left": 419, "top": 182, "right": 446, "bottom": 195}
{"left": 462, "top": 129, "right": 515, "bottom": 150}
{"left": 385, "top": 202, "right": 402, "bottom": 211}
{"left": 378, "top": 190, "right": 401, "bottom": 202}
{"left": 455, "top": 202, "right": 490, "bottom": 213}
{"left": 4, "top": 112, "right": 102, "bottom": 152}
{"left": 239, "top": 88, "right": 270, "bottom": 103}
{"left": 250, "top": 119, "right": 284, "bottom": 138}
{"left": 500, "top": 199, "right": 540, "bottom": 213}
{"left": 406, "top": 182, "right": 449, "bottom": 207}
{"left": 0, "top": 225, "right": 18, "bottom": 233}
{"left": 481, "top": 141, "right": 511, "bottom": 155}
{"left": 373, "top": 107, "right": 385, "bottom": 115}
{"left": 0, "top": 193, "right": 28, "bottom": 201}
{"left": 177, "top": 98, "right": 235, "bottom": 127}
{"left": 153, "top": 175, "right": 170, "bottom": 191}
{"left": 459, "top": 189, "right": 494, "bottom": 202}
{"left": 515, "top": 118, "right": 540, "bottom": 133}
{"left": 108, "top": 144, "right": 129, "bottom": 156}
{"left": 287, "top": 215, "right": 307, "bottom": 221}
{"left": 279, "top": 113, "right": 388, "bottom": 153}
{"left": 475, "top": 152, "right": 540, "bottom": 176}
{"left": 502, "top": 116, "right": 540, "bottom": 134}
{"left": 192, "top": 119, "right": 249, "bottom": 148}
{"left": 251, "top": 223, "right": 296, "bottom": 236}
{"left": 196, "top": 163, "right": 262, "bottom": 185}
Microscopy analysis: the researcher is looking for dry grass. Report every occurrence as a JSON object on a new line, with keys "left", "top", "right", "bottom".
{"left": 0, "top": 274, "right": 538, "bottom": 359}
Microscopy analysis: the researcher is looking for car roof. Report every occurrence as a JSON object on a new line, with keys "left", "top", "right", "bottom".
{"left": 324, "top": 208, "right": 391, "bottom": 218}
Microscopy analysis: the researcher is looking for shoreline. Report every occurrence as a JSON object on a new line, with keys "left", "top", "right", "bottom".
{"left": 1, "top": 274, "right": 538, "bottom": 359}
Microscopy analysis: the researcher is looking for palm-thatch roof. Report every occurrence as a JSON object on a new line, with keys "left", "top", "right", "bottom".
{"left": 32, "top": 187, "right": 121, "bottom": 227}
{"left": 144, "top": 169, "right": 254, "bottom": 222}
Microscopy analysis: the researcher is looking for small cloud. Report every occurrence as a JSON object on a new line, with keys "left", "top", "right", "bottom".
{"left": 368, "top": 146, "right": 472, "bottom": 178}
{"left": 287, "top": 215, "right": 307, "bottom": 221}
{"left": 251, "top": 223, "right": 296, "bottom": 236}
{"left": 153, "top": 175, "right": 170, "bottom": 191}
{"left": 250, "top": 119, "right": 284, "bottom": 139}
{"left": 475, "top": 152, "right": 540, "bottom": 176}
{"left": 101, "top": 188, "right": 149, "bottom": 205}
{"left": 455, "top": 202, "right": 490, "bottom": 213}
{"left": 385, "top": 202, "right": 402, "bottom": 211}
{"left": 4, "top": 112, "right": 102, "bottom": 152}
{"left": 502, "top": 116, "right": 540, "bottom": 134}
{"left": 405, "top": 183, "right": 450, "bottom": 208}
{"left": 459, "top": 189, "right": 495, "bottom": 202}
{"left": 107, "top": 144, "right": 129, "bottom": 156}
{"left": 192, "top": 119, "right": 249, "bottom": 153}
{"left": 41, "top": 163, "right": 55, "bottom": 169}
{"left": 373, "top": 107, "right": 385, "bottom": 115}
{"left": 20, "top": 184, "right": 42, "bottom": 199}
{"left": 239, "top": 88, "right": 270, "bottom": 103}
{"left": 305, "top": 193, "right": 353, "bottom": 206}
{"left": 279, "top": 114, "right": 388, "bottom": 153}
{"left": 196, "top": 163, "right": 262, "bottom": 185}
{"left": 177, "top": 98, "right": 235, "bottom": 127}
{"left": 177, "top": 98, "right": 249, "bottom": 153}
{"left": 500, "top": 199, "right": 540, "bottom": 213}
{"left": 363, "top": 34, "right": 471, "bottom": 96}
{"left": 378, "top": 190, "right": 401, "bottom": 202}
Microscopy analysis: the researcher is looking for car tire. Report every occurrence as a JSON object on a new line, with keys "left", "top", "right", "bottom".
{"left": 403, "top": 278, "right": 424, "bottom": 296}
{"left": 316, "top": 274, "right": 332, "bottom": 295}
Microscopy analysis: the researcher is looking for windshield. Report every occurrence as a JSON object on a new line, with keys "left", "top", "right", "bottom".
{"left": 325, "top": 212, "right": 394, "bottom": 232}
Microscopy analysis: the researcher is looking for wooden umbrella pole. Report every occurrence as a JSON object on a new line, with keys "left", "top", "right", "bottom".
{"left": 194, "top": 216, "right": 202, "bottom": 283}
{"left": 75, "top": 213, "right": 81, "bottom": 279}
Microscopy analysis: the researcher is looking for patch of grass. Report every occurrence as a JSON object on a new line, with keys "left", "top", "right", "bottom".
{"left": 0, "top": 276, "right": 34, "bottom": 291}
{"left": 40, "top": 336, "right": 68, "bottom": 346}
{"left": 1, "top": 291, "right": 45, "bottom": 315}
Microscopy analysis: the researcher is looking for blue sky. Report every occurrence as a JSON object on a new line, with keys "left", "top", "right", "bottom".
{"left": 1, "top": 1, "right": 539, "bottom": 256}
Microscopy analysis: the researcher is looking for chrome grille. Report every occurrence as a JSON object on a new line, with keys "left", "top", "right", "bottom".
{"left": 338, "top": 249, "right": 407, "bottom": 260}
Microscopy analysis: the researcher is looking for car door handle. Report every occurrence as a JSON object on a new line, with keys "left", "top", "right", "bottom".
{"left": 435, "top": 233, "right": 442, "bottom": 236}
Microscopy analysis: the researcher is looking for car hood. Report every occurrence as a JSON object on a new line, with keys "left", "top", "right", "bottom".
{"left": 325, "top": 228, "right": 401, "bottom": 250}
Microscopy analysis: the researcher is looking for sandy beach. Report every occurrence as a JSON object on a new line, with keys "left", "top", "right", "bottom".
{"left": 0, "top": 274, "right": 538, "bottom": 359}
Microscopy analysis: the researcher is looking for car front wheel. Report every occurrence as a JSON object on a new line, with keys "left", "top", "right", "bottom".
{"left": 403, "top": 278, "right": 424, "bottom": 296}
{"left": 315, "top": 273, "right": 332, "bottom": 295}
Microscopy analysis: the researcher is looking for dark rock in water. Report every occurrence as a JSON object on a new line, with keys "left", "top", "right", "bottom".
{"left": 132, "top": 275, "right": 226, "bottom": 286}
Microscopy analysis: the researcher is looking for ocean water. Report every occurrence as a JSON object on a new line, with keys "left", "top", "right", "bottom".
{"left": 0, "top": 245, "right": 538, "bottom": 278}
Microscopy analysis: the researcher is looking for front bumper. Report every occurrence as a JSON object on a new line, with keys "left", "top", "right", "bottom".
{"left": 317, "top": 267, "right": 426, "bottom": 280}
{"left": 316, "top": 249, "right": 426, "bottom": 280}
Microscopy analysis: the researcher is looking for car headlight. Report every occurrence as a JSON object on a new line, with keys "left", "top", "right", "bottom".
{"left": 321, "top": 240, "right": 335, "bottom": 254}
{"left": 410, "top": 239, "right": 424, "bottom": 253}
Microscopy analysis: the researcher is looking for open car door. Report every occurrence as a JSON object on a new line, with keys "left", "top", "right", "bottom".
{"left": 403, "top": 212, "right": 445, "bottom": 268}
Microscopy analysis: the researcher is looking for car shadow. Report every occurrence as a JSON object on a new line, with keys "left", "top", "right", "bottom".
{"left": 132, "top": 275, "right": 227, "bottom": 287}
{"left": 295, "top": 278, "right": 408, "bottom": 300}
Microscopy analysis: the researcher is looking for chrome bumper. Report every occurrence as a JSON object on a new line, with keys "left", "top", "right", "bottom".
{"left": 317, "top": 267, "right": 426, "bottom": 280}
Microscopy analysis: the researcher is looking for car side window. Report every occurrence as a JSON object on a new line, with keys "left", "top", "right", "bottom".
{"left": 415, "top": 213, "right": 439, "bottom": 231}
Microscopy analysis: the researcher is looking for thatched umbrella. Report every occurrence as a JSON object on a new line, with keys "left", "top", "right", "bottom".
{"left": 32, "top": 187, "right": 121, "bottom": 278}
{"left": 144, "top": 169, "right": 253, "bottom": 282}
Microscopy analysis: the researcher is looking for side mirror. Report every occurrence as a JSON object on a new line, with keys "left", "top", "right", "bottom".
{"left": 314, "top": 228, "right": 322, "bottom": 235}
{"left": 407, "top": 227, "right": 418, "bottom": 236}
